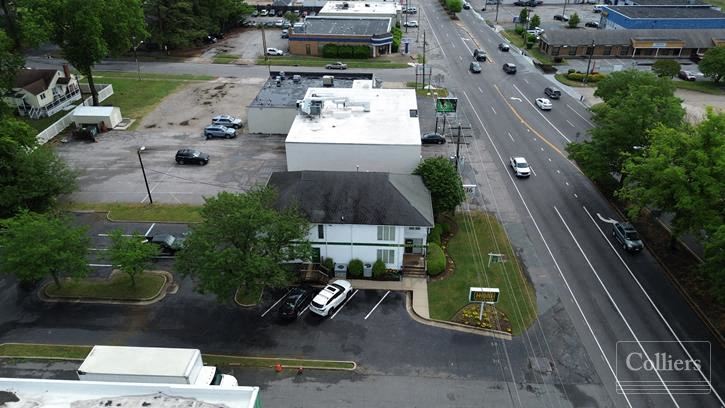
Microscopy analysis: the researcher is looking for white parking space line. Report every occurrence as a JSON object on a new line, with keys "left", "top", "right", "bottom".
{"left": 491, "top": 105, "right": 497, "bottom": 115}
{"left": 507, "top": 132, "right": 514, "bottom": 142}
{"left": 364, "top": 291, "right": 390, "bottom": 320}
{"left": 299, "top": 304, "right": 310, "bottom": 317}
{"left": 478, "top": 86, "right": 483, "bottom": 93}
{"left": 565, "top": 119, "right": 575, "bottom": 128}
{"left": 261, "top": 289, "right": 291, "bottom": 317}
{"left": 144, "top": 223, "right": 156, "bottom": 237}
{"left": 523, "top": 78, "right": 529, "bottom": 84}
{"left": 530, "top": 166, "right": 537, "bottom": 177}
{"left": 330, "top": 289, "right": 358, "bottom": 319}
{"left": 567, "top": 104, "right": 594, "bottom": 127}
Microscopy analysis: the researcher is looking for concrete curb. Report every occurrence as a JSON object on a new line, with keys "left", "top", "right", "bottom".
{"left": 204, "top": 353, "right": 357, "bottom": 371}
{"left": 39, "top": 270, "right": 173, "bottom": 305}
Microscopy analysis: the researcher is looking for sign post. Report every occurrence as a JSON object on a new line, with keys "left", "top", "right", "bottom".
{"left": 469, "top": 287, "right": 500, "bottom": 320}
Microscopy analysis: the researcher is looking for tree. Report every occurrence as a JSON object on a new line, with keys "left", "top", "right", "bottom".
{"left": 0, "top": 211, "right": 90, "bottom": 287}
{"left": 699, "top": 46, "right": 725, "bottom": 83}
{"left": 652, "top": 59, "right": 680, "bottom": 78}
{"left": 144, "top": 0, "right": 204, "bottom": 50}
{"left": 447, "top": 0, "right": 463, "bottom": 12}
{"left": 0, "top": 0, "right": 50, "bottom": 51}
{"left": 283, "top": 11, "right": 299, "bottom": 24}
{"left": 518, "top": 8, "right": 529, "bottom": 26}
{"left": 0, "top": 119, "right": 78, "bottom": 218}
{"left": 414, "top": 157, "right": 465, "bottom": 215}
{"left": 39, "top": 0, "right": 147, "bottom": 105}
{"left": 568, "top": 70, "right": 684, "bottom": 184}
{"left": 529, "top": 14, "right": 541, "bottom": 29}
{"left": 703, "top": 225, "right": 725, "bottom": 303}
{"left": 0, "top": 30, "right": 25, "bottom": 102}
{"left": 567, "top": 12, "right": 580, "bottom": 28}
{"left": 175, "top": 188, "right": 312, "bottom": 302}
{"left": 107, "top": 229, "right": 160, "bottom": 287}
{"left": 617, "top": 109, "right": 724, "bottom": 238}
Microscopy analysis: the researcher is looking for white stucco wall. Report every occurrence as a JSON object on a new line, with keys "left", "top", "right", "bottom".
{"left": 247, "top": 106, "right": 297, "bottom": 134}
{"left": 286, "top": 143, "right": 421, "bottom": 173}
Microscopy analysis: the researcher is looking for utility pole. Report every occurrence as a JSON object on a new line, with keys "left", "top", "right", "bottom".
{"left": 562, "top": 0, "right": 568, "bottom": 18}
{"left": 495, "top": 0, "right": 501, "bottom": 23}
{"left": 261, "top": 25, "right": 268, "bottom": 64}
{"left": 455, "top": 125, "right": 462, "bottom": 171}
{"left": 422, "top": 30, "right": 427, "bottom": 90}
{"left": 584, "top": 40, "right": 595, "bottom": 83}
{"left": 405, "top": 0, "right": 409, "bottom": 33}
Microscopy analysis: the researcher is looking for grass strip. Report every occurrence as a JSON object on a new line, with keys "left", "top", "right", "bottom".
{"left": 63, "top": 202, "right": 202, "bottom": 223}
{"left": 0, "top": 344, "right": 355, "bottom": 370}
{"left": 213, "top": 53, "right": 240, "bottom": 64}
{"left": 501, "top": 30, "right": 554, "bottom": 64}
{"left": 93, "top": 71, "right": 214, "bottom": 81}
{"left": 674, "top": 80, "right": 725, "bottom": 95}
{"left": 44, "top": 273, "right": 166, "bottom": 300}
{"left": 256, "top": 57, "right": 409, "bottom": 69}
{"left": 405, "top": 82, "right": 449, "bottom": 97}
{"left": 428, "top": 212, "right": 537, "bottom": 335}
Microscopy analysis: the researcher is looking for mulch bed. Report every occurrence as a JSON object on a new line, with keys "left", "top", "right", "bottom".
{"left": 452, "top": 304, "right": 512, "bottom": 333}
{"left": 429, "top": 213, "right": 459, "bottom": 282}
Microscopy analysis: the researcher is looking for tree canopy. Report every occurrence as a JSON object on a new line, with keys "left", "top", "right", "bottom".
{"left": 703, "top": 225, "right": 725, "bottom": 303}
{"left": 652, "top": 59, "right": 680, "bottom": 78}
{"left": 414, "top": 157, "right": 465, "bottom": 215}
{"left": 529, "top": 14, "right": 541, "bottom": 29}
{"left": 108, "top": 229, "right": 160, "bottom": 287}
{"left": 175, "top": 188, "right": 312, "bottom": 302}
{"left": 699, "top": 46, "right": 725, "bottom": 83}
{"left": 567, "top": 13, "right": 580, "bottom": 28}
{"left": 0, "top": 211, "right": 90, "bottom": 287}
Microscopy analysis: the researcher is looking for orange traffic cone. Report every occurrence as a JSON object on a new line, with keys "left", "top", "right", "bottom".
{"left": 274, "top": 363, "right": 283, "bottom": 372}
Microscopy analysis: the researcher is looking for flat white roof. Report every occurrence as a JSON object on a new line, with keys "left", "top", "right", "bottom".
{"left": 0, "top": 378, "right": 259, "bottom": 408}
{"left": 73, "top": 106, "right": 117, "bottom": 116}
{"left": 286, "top": 88, "right": 420, "bottom": 146}
{"left": 319, "top": 1, "right": 400, "bottom": 15}
{"left": 78, "top": 346, "right": 199, "bottom": 377}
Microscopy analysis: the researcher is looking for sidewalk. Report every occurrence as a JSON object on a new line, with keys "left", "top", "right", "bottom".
{"left": 345, "top": 277, "right": 430, "bottom": 318}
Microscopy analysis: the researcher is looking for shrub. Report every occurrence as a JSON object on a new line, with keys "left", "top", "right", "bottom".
{"left": 568, "top": 68, "right": 576, "bottom": 74}
{"left": 372, "top": 259, "right": 387, "bottom": 278}
{"left": 322, "top": 44, "right": 338, "bottom": 58}
{"left": 440, "top": 221, "right": 451, "bottom": 236}
{"left": 427, "top": 243, "right": 446, "bottom": 276}
{"left": 514, "top": 26, "right": 524, "bottom": 35}
{"left": 348, "top": 259, "right": 364, "bottom": 278}
{"left": 446, "top": 0, "right": 463, "bottom": 12}
{"left": 322, "top": 257, "right": 334, "bottom": 271}
{"left": 391, "top": 26, "right": 402, "bottom": 52}
{"left": 428, "top": 225, "right": 443, "bottom": 245}
{"left": 526, "top": 33, "right": 537, "bottom": 43}
{"left": 338, "top": 45, "right": 353, "bottom": 58}
{"left": 353, "top": 45, "right": 370, "bottom": 59}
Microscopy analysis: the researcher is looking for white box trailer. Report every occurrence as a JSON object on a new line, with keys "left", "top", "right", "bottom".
{"left": 77, "top": 346, "right": 238, "bottom": 387}
{"left": 73, "top": 106, "right": 122, "bottom": 129}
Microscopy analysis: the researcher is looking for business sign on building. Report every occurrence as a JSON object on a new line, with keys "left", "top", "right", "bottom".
{"left": 436, "top": 97, "right": 458, "bottom": 113}
{"left": 469, "top": 287, "right": 500, "bottom": 304}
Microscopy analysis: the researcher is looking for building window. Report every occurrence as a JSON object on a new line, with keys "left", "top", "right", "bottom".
{"left": 377, "top": 226, "right": 395, "bottom": 241}
{"left": 40, "top": 93, "right": 46, "bottom": 100}
{"left": 317, "top": 225, "right": 324, "bottom": 239}
{"left": 552, "top": 47, "right": 560, "bottom": 56}
{"left": 568, "top": 47, "right": 577, "bottom": 56}
{"left": 408, "top": 227, "right": 421, "bottom": 230}
{"left": 603, "top": 46, "right": 612, "bottom": 56}
{"left": 619, "top": 46, "right": 630, "bottom": 56}
{"left": 377, "top": 249, "right": 395, "bottom": 264}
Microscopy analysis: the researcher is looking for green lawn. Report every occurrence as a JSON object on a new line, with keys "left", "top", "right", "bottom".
{"left": 0, "top": 343, "right": 91, "bottom": 359}
{"left": 20, "top": 109, "right": 70, "bottom": 133}
{"left": 501, "top": 30, "right": 554, "bottom": 65}
{"left": 428, "top": 212, "right": 537, "bottom": 335}
{"left": 674, "top": 79, "right": 725, "bottom": 95}
{"left": 256, "top": 56, "right": 409, "bottom": 69}
{"left": 63, "top": 202, "right": 202, "bottom": 223}
{"left": 93, "top": 71, "right": 213, "bottom": 81}
{"left": 44, "top": 273, "right": 166, "bottom": 300}
{"left": 213, "top": 53, "right": 240, "bottom": 64}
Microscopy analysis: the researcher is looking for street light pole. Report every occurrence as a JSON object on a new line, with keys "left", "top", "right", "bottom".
{"left": 137, "top": 146, "right": 153, "bottom": 204}
{"left": 132, "top": 36, "right": 144, "bottom": 81}
{"left": 562, "top": 0, "right": 568, "bottom": 19}
{"left": 584, "top": 40, "right": 595, "bottom": 84}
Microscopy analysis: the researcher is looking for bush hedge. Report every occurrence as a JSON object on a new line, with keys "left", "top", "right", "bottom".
{"left": 372, "top": 259, "right": 387, "bottom": 278}
{"left": 391, "top": 27, "right": 402, "bottom": 53}
{"left": 566, "top": 71, "right": 606, "bottom": 82}
{"left": 427, "top": 243, "right": 446, "bottom": 276}
{"left": 322, "top": 257, "right": 334, "bottom": 272}
{"left": 321, "top": 44, "right": 371, "bottom": 59}
{"left": 348, "top": 259, "right": 364, "bottom": 278}
{"left": 428, "top": 224, "right": 443, "bottom": 245}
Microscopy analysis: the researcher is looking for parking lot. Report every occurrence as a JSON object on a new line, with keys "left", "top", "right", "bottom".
{"left": 480, "top": 2, "right": 603, "bottom": 31}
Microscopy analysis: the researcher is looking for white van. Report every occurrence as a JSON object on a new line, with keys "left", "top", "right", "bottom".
{"left": 593, "top": 4, "right": 605, "bottom": 12}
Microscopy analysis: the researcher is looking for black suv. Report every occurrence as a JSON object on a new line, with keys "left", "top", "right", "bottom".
{"left": 612, "top": 222, "right": 644, "bottom": 253}
{"left": 175, "top": 149, "right": 209, "bottom": 165}
{"left": 278, "top": 286, "right": 316, "bottom": 320}
{"left": 146, "top": 234, "right": 186, "bottom": 255}
{"left": 544, "top": 86, "right": 561, "bottom": 99}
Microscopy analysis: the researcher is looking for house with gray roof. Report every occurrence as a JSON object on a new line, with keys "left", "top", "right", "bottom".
{"left": 2, "top": 65, "right": 81, "bottom": 119}
{"left": 268, "top": 171, "right": 434, "bottom": 276}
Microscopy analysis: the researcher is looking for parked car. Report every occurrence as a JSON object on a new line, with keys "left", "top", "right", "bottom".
{"left": 612, "top": 222, "right": 644, "bottom": 253}
{"left": 510, "top": 157, "right": 531, "bottom": 177}
{"left": 269, "top": 9, "right": 276, "bottom": 15}
{"left": 275, "top": 19, "right": 285, "bottom": 27}
{"left": 211, "top": 115, "right": 243, "bottom": 129}
{"left": 486, "top": 0, "right": 501, "bottom": 4}
{"left": 309, "top": 280, "right": 353, "bottom": 317}
{"left": 146, "top": 234, "right": 186, "bottom": 255}
{"left": 473, "top": 48, "right": 487, "bottom": 61}
{"left": 535, "top": 97, "right": 552, "bottom": 110}
{"left": 203, "top": 124, "right": 237, "bottom": 139}
{"left": 202, "top": 35, "right": 217, "bottom": 44}
{"left": 264, "top": 21, "right": 275, "bottom": 27}
{"left": 281, "top": 29, "right": 288, "bottom": 38}
{"left": 276, "top": 9, "right": 284, "bottom": 16}
{"left": 544, "top": 86, "right": 561, "bottom": 99}
{"left": 463, "top": 1, "right": 471, "bottom": 9}
{"left": 554, "top": 14, "right": 569, "bottom": 21}
{"left": 175, "top": 149, "right": 209, "bottom": 165}
{"left": 593, "top": 4, "right": 604, "bottom": 12}
{"left": 404, "top": 20, "right": 419, "bottom": 27}
{"left": 278, "top": 286, "right": 316, "bottom": 320}
{"left": 325, "top": 61, "right": 348, "bottom": 70}
{"left": 260, "top": 9, "right": 268, "bottom": 16}
{"left": 585, "top": 21, "right": 599, "bottom": 28}
{"left": 266, "top": 47, "right": 284, "bottom": 56}
{"left": 498, "top": 43, "right": 510, "bottom": 52}
{"left": 421, "top": 132, "right": 446, "bottom": 144}
{"left": 469, "top": 61, "right": 482, "bottom": 73}
{"left": 514, "top": 0, "right": 537, "bottom": 6}
{"left": 503, "top": 62, "right": 517, "bottom": 74}
{"left": 526, "top": 27, "right": 544, "bottom": 36}
{"left": 678, "top": 70, "right": 697, "bottom": 81}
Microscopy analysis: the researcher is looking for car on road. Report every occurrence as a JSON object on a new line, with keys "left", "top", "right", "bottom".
{"left": 498, "top": 43, "right": 510, "bottom": 52}
{"left": 469, "top": 61, "right": 482, "bottom": 73}
{"left": 510, "top": 156, "right": 531, "bottom": 177}
{"left": 544, "top": 86, "right": 561, "bottom": 99}
{"left": 421, "top": 132, "right": 446, "bottom": 144}
{"left": 146, "top": 234, "right": 186, "bottom": 255}
{"left": 204, "top": 125, "right": 236, "bottom": 139}
{"left": 554, "top": 14, "right": 570, "bottom": 21}
{"left": 278, "top": 286, "right": 316, "bottom": 320}
{"left": 211, "top": 115, "right": 243, "bottom": 129}
{"left": 514, "top": 0, "right": 538, "bottom": 6}
{"left": 473, "top": 48, "right": 487, "bottom": 61}
{"left": 612, "top": 222, "right": 644, "bottom": 253}
{"left": 309, "top": 280, "right": 353, "bottom": 317}
{"left": 405, "top": 6, "right": 417, "bottom": 13}
{"left": 503, "top": 62, "right": 517, "bottom": 74}
{"left": 585, "top": 21, "right": 599, "bottom": 28}
{"left": 404, "top": 20, "right": 418, "bottom": 27}
{"left": 175, "top": 149, "right": 209, "bottom": 165}
{"left": 678, "top": 70, "right": 696, "bottom": 81}
{"left": 593, "top": 4, "right": 604, "bottom": 12}
{"left": 266, "top": 47, "right": 284, "bottom": 56}
{"left": 535, "top": 97, "right": 552, "bottom": 110}
{"left": 325, "top": 61, "right": 348, "bottom": 70}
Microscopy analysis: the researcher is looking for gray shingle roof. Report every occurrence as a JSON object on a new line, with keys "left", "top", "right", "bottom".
{"left": 609, "top": 5, "right": 725, "bottom": 18}
{"left": 13, "top": 69, "right": 58, "bottom": 95}
{"left": 541, "top": 28, "right": 725, "bottom": 47}
{"left": 268, "top": 171, "right": 434, "bottom": 227}
{"left": 301, "top": 16, "right": 391, "bottom": 36}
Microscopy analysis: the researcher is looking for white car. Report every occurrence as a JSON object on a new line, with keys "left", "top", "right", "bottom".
{"left": 535, "top": 98, "right": 552, "bottom": 110}
{"left": 275, "top": 19, "right": 285, "bottom": 27}
{"left": 266, "top": 47, "right": 284, "bottom": 56}
{"left": 404, "top": 20, "right": 418, "bottom": 27}
{"left": 260, "top": 9, "right": 268, "bottom": 16}
{"left": 526, "top": 27, "right": 544, "bottom": 36}
{"left": 510, "top": 157, "right": 531, "bottom": 177}
{"left": 309, "top": 280, "right": 353, "bottom": 317}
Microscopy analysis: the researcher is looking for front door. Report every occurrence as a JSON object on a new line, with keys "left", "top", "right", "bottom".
{"left": 404, "top": 239, "right": 414, "bottom": 254}
{"left": 306, "top": 44, "right": 311, "bottom": 55}
{"left": 311, "top": 247, "right": 321, "bottom": 263}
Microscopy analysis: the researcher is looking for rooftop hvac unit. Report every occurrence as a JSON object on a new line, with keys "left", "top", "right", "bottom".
{"left": 293, "top": 75, "right": 301, "bottom": 83}
{"left": 322, "top": 75, "right": 334, "bottom": 87}
{"left": 342, "top": 2, "right": 349, "bottom": 8}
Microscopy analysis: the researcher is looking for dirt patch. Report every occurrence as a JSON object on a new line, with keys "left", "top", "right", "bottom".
{"left": 137, "top": 77, "right": 266, "bottom": 133}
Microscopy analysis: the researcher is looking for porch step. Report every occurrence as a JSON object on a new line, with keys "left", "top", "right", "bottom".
{"left": 403, "top": 266, "right": 427, "bottom": 278}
